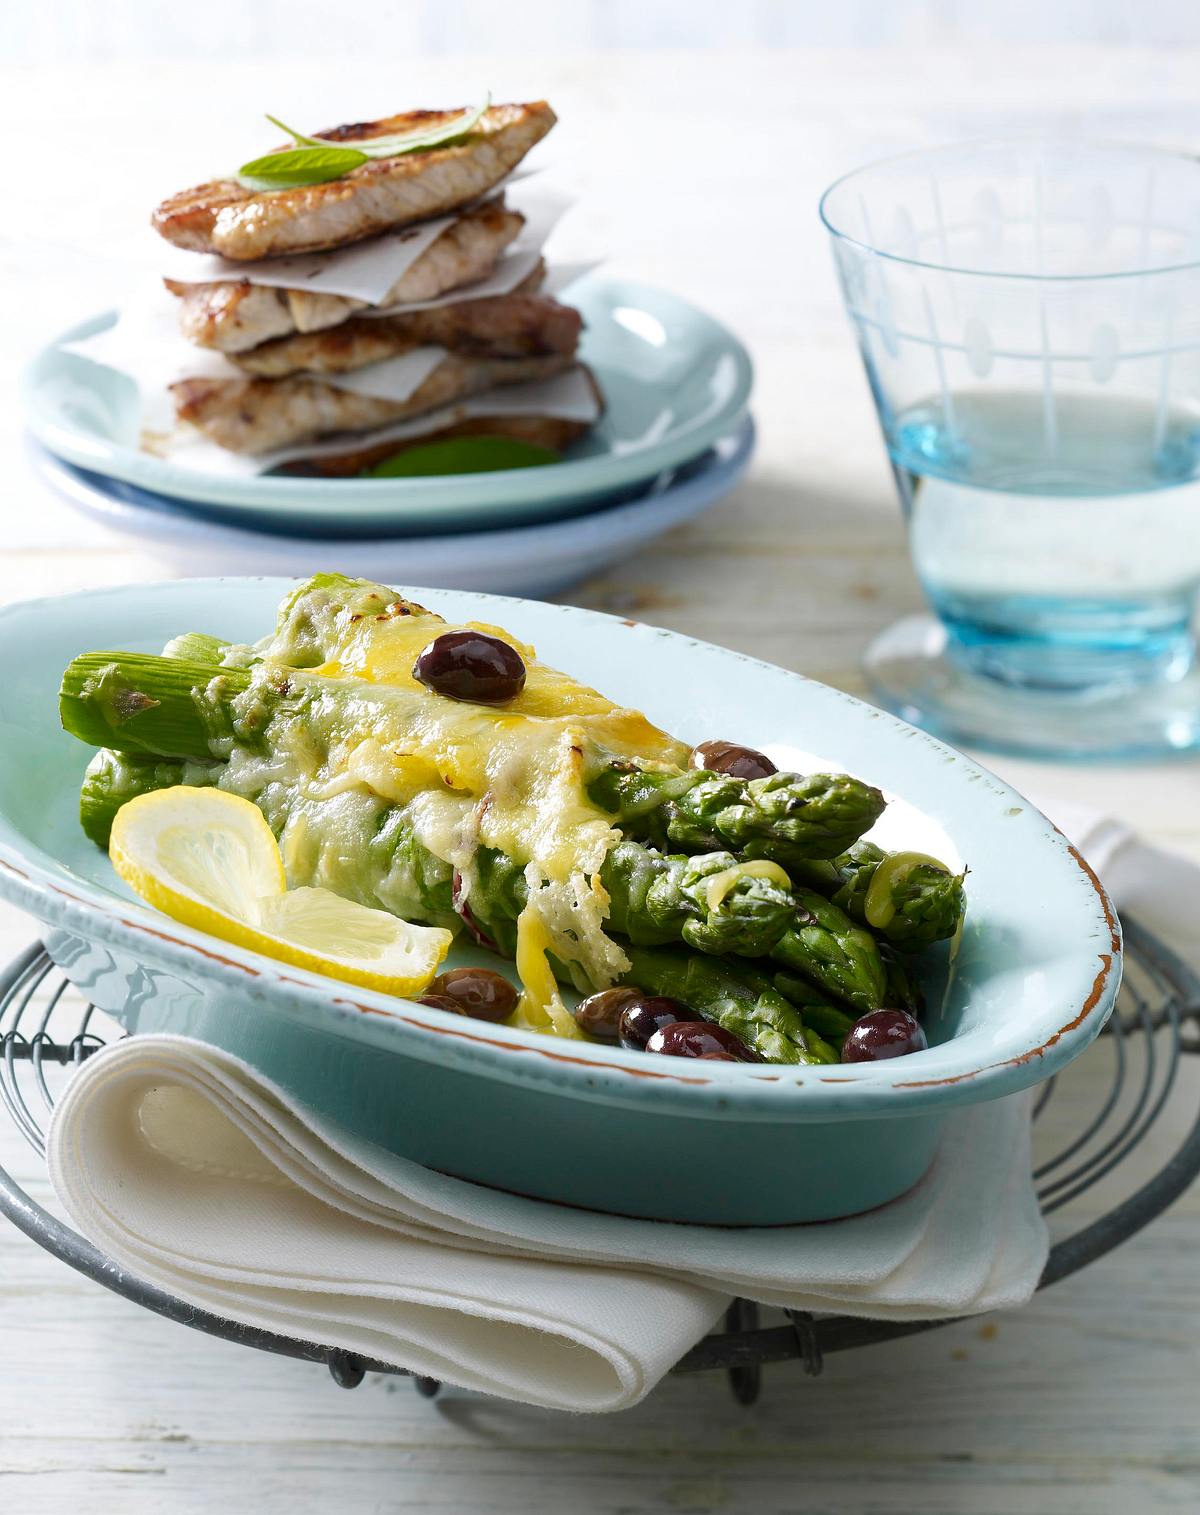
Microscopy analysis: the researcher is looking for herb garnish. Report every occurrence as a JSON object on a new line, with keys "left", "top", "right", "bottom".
{"left": 237, "top": 145, "right": 369, "bottom": 190}
{"left": 363, "top": 436, "right": 562, "bottom": 478}
{"left": 237, "top": 96, "right": 491, "bottom": 191}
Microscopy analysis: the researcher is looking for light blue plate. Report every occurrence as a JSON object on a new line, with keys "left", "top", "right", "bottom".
{"left": 28, "top": 418, "right": 754, "bottom": 597}
{"left": 22, "top": 275, "right": 754, "bottom": 536}
{"left": 0, "top": 580, "right": 1121, "bottom": 1223}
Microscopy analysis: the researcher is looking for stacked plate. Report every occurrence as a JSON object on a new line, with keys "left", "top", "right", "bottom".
{"left": 24, "top": 275, "right": 755, "bottom": 596}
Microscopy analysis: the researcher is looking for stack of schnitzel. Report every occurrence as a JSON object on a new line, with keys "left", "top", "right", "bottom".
{"left": 151, "top": 102, "right": 599, "bottom": 471}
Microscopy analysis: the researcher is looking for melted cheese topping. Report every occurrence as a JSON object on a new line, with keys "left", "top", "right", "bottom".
{"left": 304, "top": 615, "right": 687, "bottom": 881}
{"left": 509, "top": 897, "right": 585, "bottom": 1039}
{"left": 247, "top": 594, "right": 691, "bottom": 1028}
{"left": 312, "top": 609, "right": 667, "bottom": 726}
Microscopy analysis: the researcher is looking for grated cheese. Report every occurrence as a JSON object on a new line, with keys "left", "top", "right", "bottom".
{"left": 233, "top": 592, "right": 691, "bottom": 1031}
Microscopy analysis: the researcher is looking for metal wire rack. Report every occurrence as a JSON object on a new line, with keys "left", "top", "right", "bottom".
{"left": 2, "top": 920, "right": 1199, "bottom": 1406}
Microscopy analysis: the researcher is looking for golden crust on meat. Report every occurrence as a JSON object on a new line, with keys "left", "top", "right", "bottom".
{"left": 152, "top": 102, "right": 554, "bottom": 260}
{"left": 233, "top": 289, "right": 581, "bottom": 377}
{"left": 163, "top": 278, "right": 294, "bottom": 350}
{"left": 170, "top": 351, "right": 576, "bottom": 453}
{"left": 163, "top": 202, "right": 529, "bottom": 352}
{"left": 281, "top": 370, "right": 605, "bottom": 475}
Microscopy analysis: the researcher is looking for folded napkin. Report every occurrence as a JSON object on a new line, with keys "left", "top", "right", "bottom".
{"left": 1040, "top": 799, "right": 1200, "bottom": 967}
{"left": 47, "top": 1029, "right": 1043, "bottom": 1411}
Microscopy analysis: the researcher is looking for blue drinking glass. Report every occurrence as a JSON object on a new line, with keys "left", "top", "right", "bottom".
{"left": 821, "top": 139, "right": 1200, "bottom": 758}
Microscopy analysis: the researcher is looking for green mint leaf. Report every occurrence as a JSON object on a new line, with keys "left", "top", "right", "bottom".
{"left": 237, "top": 145, "right": 368, "bottom": 189}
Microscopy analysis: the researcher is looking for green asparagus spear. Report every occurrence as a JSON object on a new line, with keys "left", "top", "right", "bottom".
{"left": 60, "top": 654, "right": 883, "bottom": 979}
{"left": 469, "top": 840, "right": 799, "bottom": 961}
{"left": 770, "top": 887, "right": 889, "bottom": 1013}
{"left": 161, "top": 632, "right": 236, "bottom": 666}
{"left": 591, "top": 766, "right": 886, "bottom": 864}
{"left": 469, "top": 805, "right": 893, "bottom": 1015}
{"left": 770, "top": 970, "right": 858, "bottom": 1044}
{"left": 480, "top": 868, "right": 842, "bottom": 1064}
{"left": 792, "top": 839, "right": 966, "bottom": 953}
{"left": 601, "top": 841, "right": 796, "bottom": 957}
{"left": 617, "top": 945, "right": 838, "bottom": 1065}
{"left": 79, "top": 747, "right": 835, "bottom": 1064}
{"left": 60, "top": 652, "right": 257, "bottom": 759}
{"left": 455, "top": 848, "right": 835, "bottom": 1061}
{"left": 73, "top": 744, "right": 801, "bottom": 1005}
{"left": 61, "top": 650, "right": 892, "bottom": 1031}
{"left": 165, "top": 576, "right": 887, "bottom": 878}
{"left": 79, "top": 749, "right": 217, "bottom": 847}
{"left": 880, "top": 945, "right": 925, "bottom": 1015}
{"left": 773, "top": 919, "right": 921, "bottom": 1019}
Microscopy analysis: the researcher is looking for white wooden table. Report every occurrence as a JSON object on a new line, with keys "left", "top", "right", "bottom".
{"left": 1, "top": 46, "right": 1199, "bottom": 1514}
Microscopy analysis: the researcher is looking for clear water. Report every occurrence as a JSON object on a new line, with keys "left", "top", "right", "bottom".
{"left": 890, "top": 390, "right": 1200, "bottom": 690}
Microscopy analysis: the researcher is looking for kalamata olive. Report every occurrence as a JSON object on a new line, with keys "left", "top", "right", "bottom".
{"left": 618, "top": 995, "right": 690, "bottom": 1051}
{"left": 841, "top": 1009, "right": 928, "bottom": 1063}
{"left": 574, "top": 986, "right": 642, "bottom": 1041}
{"left": 690, "top": 740, "right": 777, "bottom": 779}
{"left": 698, "top": 1050, "right": 740, "bottom": 1061}
{"left": 646, "top": 1021, "right": 760, "bottom": 1061}
{"left": 429, "top": 966, "right": 519, "bottom": 1022}
{"left": 413, "top": 630, "right": 526, "bottom": 704}
{"left": 417, "top": 993, "right": 465, "bottom": 1015}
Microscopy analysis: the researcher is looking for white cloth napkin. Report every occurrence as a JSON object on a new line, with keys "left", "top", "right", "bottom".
{"left": 1038, "top": 799, "right": 1200, "bottom": 967}
{"left": 46, "top": 1054, "right": 1043, "bottom": 1412}
{"left": 52, "top": 800, "right": 1182, "bottom": 1413}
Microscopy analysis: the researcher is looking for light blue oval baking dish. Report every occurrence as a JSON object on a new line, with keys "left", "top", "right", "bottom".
{"left": 0, "top": 579, "right": 1120, "bottom": 1223}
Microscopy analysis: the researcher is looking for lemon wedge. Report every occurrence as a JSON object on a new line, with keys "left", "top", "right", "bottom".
{"left": 109, "top": 787, "right": 452, "bottom": 996}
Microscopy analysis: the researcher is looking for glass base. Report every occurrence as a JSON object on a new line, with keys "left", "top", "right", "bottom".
{"left": 865, "top": 616, "right": 1200, "bottom": 759}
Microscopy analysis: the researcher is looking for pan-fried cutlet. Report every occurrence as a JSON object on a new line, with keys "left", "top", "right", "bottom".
{"left": 232, "top": 290, "right": 581, "bottom": 377}
{"left": 164, "top": 200, "right": 528, "bottom": 353}
{"left": 280, "top": 409, "right": 600, "bottom": 476}
{"left": 171, "top": 352, "right": 577, "bottom": 453}
{"left": 153, "top": 102, "right": 555, "bottom": 260}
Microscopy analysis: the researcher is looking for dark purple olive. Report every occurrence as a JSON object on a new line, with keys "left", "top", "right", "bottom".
{"left": 646, "top": 1021, "right": 760, "bottom": 1061}
{"left": 690, "top": 740, "right": 777, "bottom": 779}
{"left": 413, "top": 631, "right": 526, "bottom": 704}
{"left": 429, "top": 967, "right": 519, "bottom": 1023}
{"left": 841, "top": 1009, "right": 928, "bottom": 1063}
{"left": 618, "top": 995, "right": 690, "bottom": 1051}
{"left": 574, "top": 986, "right": 642, "bottom": 1041}
{"left": 698, "top": 1050, "right": 740, "bottom": 1061}
{"left": 417, "top": 992, "right": 465, "bottom": 1015}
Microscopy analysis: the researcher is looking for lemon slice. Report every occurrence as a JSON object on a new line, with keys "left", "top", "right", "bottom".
{"left": 109, "top": 787, "right": 452, "bottom": 996}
